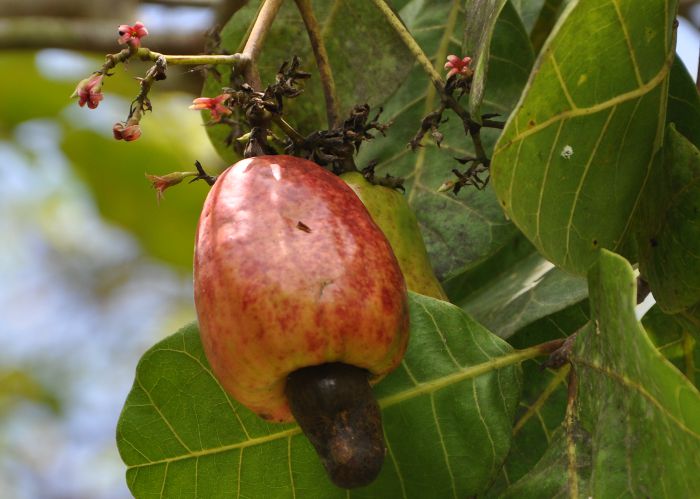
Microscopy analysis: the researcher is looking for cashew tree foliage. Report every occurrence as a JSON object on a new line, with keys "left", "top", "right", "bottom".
{"left": 66, "top": 0, "right": 700, "bottom": 496}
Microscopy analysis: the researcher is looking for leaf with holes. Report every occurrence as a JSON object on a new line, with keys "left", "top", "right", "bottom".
{"left": 117, "top": 292, "right": 523, "bottom": 498}
{"left": 491, "top": 0, "right": 678, "bottom": 276}
{"left": 358, "top": 0, "right": 534, "bottom": 280}
{"left": 501, "top": 250, "right": 700, "bottom": 497}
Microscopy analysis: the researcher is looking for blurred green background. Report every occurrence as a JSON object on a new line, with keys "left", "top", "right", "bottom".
{"left": 0, "top": 1, "right": 697, "bottom": 498}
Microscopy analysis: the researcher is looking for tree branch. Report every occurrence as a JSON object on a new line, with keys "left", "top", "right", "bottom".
{"left": 241, "top": 0, "right": 285, "bottom": 90}
{"left": 294, "top": 0, "right": 340, "bottom": 128}
{"left": 368, "top": 0, "right": 444, "bottom": 90}
{"left": 0, "top": 17, "right": 207, "bottom": 54}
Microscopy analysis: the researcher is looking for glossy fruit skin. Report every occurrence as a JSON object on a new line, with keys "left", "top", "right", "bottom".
{"left": 194, "top": 155, "right": 409, "bottom": 423}
{"left": 341, "top": 172, "right": 448, "bottom": 301}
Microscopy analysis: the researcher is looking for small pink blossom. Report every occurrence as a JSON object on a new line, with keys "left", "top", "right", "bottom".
{"left": 189, "top": 94, "right": 232, "bottom": 122}
{"left": 118, "top": 22, "right": 149, "bottom": 48}
{"left": 145, "top": 172, "right": 192, "bottom": 203}
{"left": 113, "top": 122, "right": 142, "bottom": 142}
{"left": 444, "top": 55, "right": 473, "bottom": 79}
{"left": 72, "top": 74, "right": 104, "bottom": 109}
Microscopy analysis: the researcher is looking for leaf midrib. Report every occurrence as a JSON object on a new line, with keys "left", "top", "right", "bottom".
{"left": 495, "top": 47, "right": 675, "bottom": 154}
{"left": 125, "top": 343, "right": 541, "bottom": 470}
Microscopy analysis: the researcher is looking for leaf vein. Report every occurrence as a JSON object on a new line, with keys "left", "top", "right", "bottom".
{"left": 573, "top": 358, "right": 700, "bottom": 439}
{"left": 496, "top": 48, "right": 674, "bottom": 151}
{"left": 431, "top": 393, "right": 458, "bottom": 499}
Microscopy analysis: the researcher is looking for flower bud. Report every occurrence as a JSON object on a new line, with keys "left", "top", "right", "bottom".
{"left": 189, "top": 94, "right": 232, "bottom": 122}
{"left": 113, "top": 122, "right": 142, "bottom": 142}
{"left": 72, "top": 74, "right": 104, "bottom": 109}
{"left": 145, "top": 171, "right": 195, "bottom": 202}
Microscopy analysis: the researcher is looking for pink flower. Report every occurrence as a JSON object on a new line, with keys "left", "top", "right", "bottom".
{"left": 145, "top": 172, "right": 192, "bottom": 203}
{"left": 72, "top": 74, "right": 104, "bottom": 109}
{"left": 189, "top": 94, "right": 232, "bottom": 122}
{"left": 444, "top": 55, "right": 473, "bottom": 79}
{"left": 113, "top": 122, "right": 142, "bottom": 142}
{"left": 118, "top": 22, "right": 148, "bottom": 48}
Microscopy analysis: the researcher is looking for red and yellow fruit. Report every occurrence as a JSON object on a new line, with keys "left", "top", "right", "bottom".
{"left": 341, "top": 172, "right": 448, "bottom": 301}
{"left": 194, "top": 155, "right": 409, "bottom": 487}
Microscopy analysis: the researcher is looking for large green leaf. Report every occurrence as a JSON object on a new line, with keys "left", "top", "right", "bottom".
{"left": 485, "top": 301, "right": 588, "bottom": 497}
{"left": 444, "top": 234, "right": 587, "bottom": 339}
{"left": 526, "top": 0, "right": 568, "bottom": 53}
{"left": 117, "top": 292, "right": 522, "bottom": 498}
{"left": 491, "top": 0, "right": 678, "bottom": 276}
{"left": 203, "top": 0, "right": 414, "bottom": 163}
{"left": 462, "top": 0, "right": 507, "bottom": 119}
{"left": 458, "top": 249, "right": 586, "bottom": 339}
{"left": 510, "top": 0, "right": 547, "bottom": 33}
{"left": 667, "top": 57, "right": 700, "bottom": 148}
{"left": 636, "top": 124, "right": 700, "bottom": 313}
{"left": 502, "top": 250, "right": 700, "bottom": 497}
{"left": 358, "top": 0, "right": 534, "bottom": 280}
{"left": 644, "top": 305, "right": 699, "bottom": 388}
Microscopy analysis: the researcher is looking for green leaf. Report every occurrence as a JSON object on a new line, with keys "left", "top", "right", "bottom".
{"left": 502, "top": 250, "right": 700, "bottom": 497}
{"left": 203, "top": 0, "right": 414, "bottom": 162}
{"left": 510, "top": 0, "right": 547, "bottom": 33}
{"left": 636, "top": 124, "right": 700, "bottom": 313}
{"left": 527, "top": 0, "right": 566, "bottom": 53}
{"left": 643, "top": 305, "right": 699, "bottom": 388}
{"left": 445, "top": 234, "right": 588, "bottom": 339}
{"left": 667, "top": 57, "right": 700, "bottom": 147}
{"left": 358, "top": 0, "right": 534, "bottom": 280}
{"left": 117, "top": 292, "right": 522, "bottom": 498}
{"left": 485, "top": 301, "right": 588, "bottom": 497}
{"left": 462, "top": 0, "right": 507, "bottom": 119}
{"left": 491, "top": 0, "right": 678, "bottom": 276}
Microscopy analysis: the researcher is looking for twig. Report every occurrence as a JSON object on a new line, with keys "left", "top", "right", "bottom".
{"left": 294, "top": 0, "right": 340, "bottom": 128}
{"left": 241, "top": 0, "right": 286, "bottom": 90}
{"left": 273, "top": 116, "right": 305, "bottom": 144}
{"left": 138, "top": 48, "right": 246, "bottom": 67}
{"left": 191, "top": 160, "right": 218, "bottom": 186}
{"left": 368, "top": 0, "right": 445, "bottom": 89}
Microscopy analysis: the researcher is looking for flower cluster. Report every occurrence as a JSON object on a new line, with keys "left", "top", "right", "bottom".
{"left": 444, "top": 55, "right": 473, "bottom": 79}
{"left": 118, "top": 22, "right": 149, "bottom": 48}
